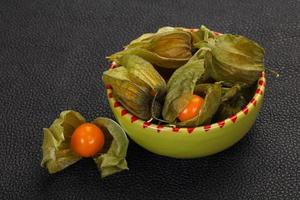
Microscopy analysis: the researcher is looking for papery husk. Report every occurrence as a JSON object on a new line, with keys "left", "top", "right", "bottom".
{"left": 215, "top": 82, "right": 256, "bottom": 121}
{"left": 41, "top": 111, "right": 130, "bottom": 178}
{"left": 103, "top": 67, "right": 153, "bottom": 120}
{"left": 192, "top": 25, "right": 217, "bottom": 47}
{"left": 177, "top": 83, "right": 222, "bottom": 127}
{"left": 205, "top": 34, "right": 265, "bottom": 85}
{"left": 221, "top": 83, "right": 247, "bottom": 102}
{"left": 108, "top": 30, "right": 192, "bottom": 69}
{"left": 120, "top": 54, "right": 167, "bottom": 97}
{"left": 92, "top": 118, "right": 129, "bottom": 178}
{"left": 162, "top": 49, "right": 209, "bottom": 122}
{"left": 215, "top": 95, "right": 247, "bottom": 121}
{"left": 41, "top": 110, "right": 85, "bottom": 173}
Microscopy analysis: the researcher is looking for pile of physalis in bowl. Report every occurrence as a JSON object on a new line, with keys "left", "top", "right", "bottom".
{"left": 104, "top": 25, "right": 265, "bottom": 126}
{"left": 41, "top": 25, "right": 267, "bottom": 177}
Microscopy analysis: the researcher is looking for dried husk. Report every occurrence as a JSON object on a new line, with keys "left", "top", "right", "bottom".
{"left": 108, "top": 30, "right": 192, "bottom": 69}
{"left": 192, "top": 25, "right": 217, "bottom": 47}
{"left": 177, "top": 83, "right": 222, "bottom": 127}
{"left": 205, "top": 34, "right": 265, "bottom": 85}
{"left": 221, "top": 83, "right": 247, "bottom": 102}
{"left": 215, "top": 83, "right": 254, "bottom": 121}
{"left": 41, "top": 111, "right": 129, "bottom": 178}
{"left": 162, "top": 49, "right": 209, "bottom": 122}
{"left": 215, "top": 96, "right": 247, "bottom": 121}
{"left": 120, "top": 54, "right": 167, "bottom": 97}
{"left": 41, "top": 110, "right": 84, "bottom": 173}
{"left": 102, "top": 67, "right": 153, "bottom": 120}
{"left": 92, "top": 117, "right": 129, "bottom": 178}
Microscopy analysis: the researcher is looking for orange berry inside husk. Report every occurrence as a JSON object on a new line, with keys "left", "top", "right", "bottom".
{"left": 178, "top": 95, "right": 205, "bottom": 122}
{"left": 71, "top": 123, "right": 105, "bottom": 157}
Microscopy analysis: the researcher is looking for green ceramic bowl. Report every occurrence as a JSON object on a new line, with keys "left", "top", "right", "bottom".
{"left": 106, "top": 68, "right": 266, "bottom": 159}
{"left": 106, "top": 28, "right": 266, "bottom": 158}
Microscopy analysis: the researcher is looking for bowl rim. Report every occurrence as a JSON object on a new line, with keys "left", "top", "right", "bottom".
{"left": 105, "top": 28, "right": 266, "bottom": 134}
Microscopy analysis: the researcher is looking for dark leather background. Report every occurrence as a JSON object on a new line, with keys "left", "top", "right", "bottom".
{"left": 0, "top": 0, "right": 299, "bottom": 199}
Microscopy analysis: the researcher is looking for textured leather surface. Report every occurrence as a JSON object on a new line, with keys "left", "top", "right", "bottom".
{"left": 0, "top": 0, "right": 299, "bottom": 199}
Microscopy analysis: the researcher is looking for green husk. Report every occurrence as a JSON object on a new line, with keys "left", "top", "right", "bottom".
{"left": 120, "top": 54, "right": 167, "bottom": 96}
{"left": 192, "top": 25, "right": 217, "bottom": 47}
{"left": 215, "top": 96, "right": 247, "bottom": 121}
{"left": 205, "top": 34, "right": 265, "bottom": 85}
{"left": 128, "top": 26, "right": 186, "bottom": 43}
{"left": 108, "top": 30, "right": 192, "bottom": 69}
{"left": 108, "top": 48, "right": 190, "bottom": 69}
{"left": 215, "top": 83, "right": 253, "bottom": 121}
{"left": 127, "top": 30, "right": 192, "bottom": 59}
{"left": 156, "top": 26, "right": 186, "bottom": 33}
{"left": 162, "top": 49, "right": 208, "bottom": 122}
{"left": 221, "top": 83, "right": 247, "bottom": 102}
{"left": 41, "top": 110, "right": 84, "bottom": 174}
{"left": 41, "top": 111, "right": 129, "bottom": 178}
{"left": 102, "top": 67, "right": 153, "bottom": 120}
{"left": 92, "top": 118, "right": 129, "bottom": 178}
{"left": 103, "top": 55, "right": 167, "bottom": 120}
{"left": 178, "top": 83, "right": 222, "bottom": 127}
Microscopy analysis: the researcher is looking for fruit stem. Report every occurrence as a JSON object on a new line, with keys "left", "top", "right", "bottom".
{"left": 266, "top": 68, "right": 279, "bottom": 78}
